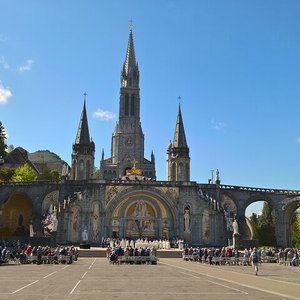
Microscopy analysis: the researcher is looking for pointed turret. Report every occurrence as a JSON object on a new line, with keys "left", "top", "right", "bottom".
{"left": 75, "top": 100, "right": 90, "bottom": 145}
{"left": 167, "top": 100, "right": 190, "bottom": 182}
{"left": 173, "top": 104, "right": 188, "bottom": 148}
{"left": 71, "top": 94, "right": 95, "bottom": 180}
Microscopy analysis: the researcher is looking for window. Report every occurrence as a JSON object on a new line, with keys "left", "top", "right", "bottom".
{"left": 130, "top": 94, "right": 135, "bottom": 116}
{"left": 125, "top": 94, "right": 129, "bottom": 116}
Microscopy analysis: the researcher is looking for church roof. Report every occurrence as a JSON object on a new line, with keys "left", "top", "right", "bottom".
{"left": 173, "top": 104, "right": 188, "bottom": 148}
{"left": 75, "top": 100, "right": 91, "bottom": 145}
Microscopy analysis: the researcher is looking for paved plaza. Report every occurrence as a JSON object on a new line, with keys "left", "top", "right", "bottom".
{"left": 0, "top": 258, "right": 299, "bottom": 300}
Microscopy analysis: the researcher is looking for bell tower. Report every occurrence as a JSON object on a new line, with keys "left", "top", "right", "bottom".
{"left": 71, "top": 94, "right": 95, "bottom": 180}
{"left": 167, "top": 99, "right": 190, "bottom": 181}
{"left": 100, "top": 27, "right": 156, "bottom": 180}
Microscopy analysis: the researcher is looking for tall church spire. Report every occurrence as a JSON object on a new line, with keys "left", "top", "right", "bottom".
{"left": 121, "top": 28, "right": 139, "bottom": 88}
{"left": 100, "top": 26, "right": 156, "bottom": 180}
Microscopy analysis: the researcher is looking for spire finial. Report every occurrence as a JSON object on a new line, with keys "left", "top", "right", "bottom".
{"left": 83, "top": 92, "right": 87, "bottom": 101}
{"left": 178, "top": 96, "right": 182, "bottom": 108}
{"left": 129, "top": 18, "right": 133, "bottom": 31}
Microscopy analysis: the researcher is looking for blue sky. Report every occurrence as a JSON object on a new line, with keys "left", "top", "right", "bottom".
{"left": 1, "top": 1, "right": 300, "bottom": 215}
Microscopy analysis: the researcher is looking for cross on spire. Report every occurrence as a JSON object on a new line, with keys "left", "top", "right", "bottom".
{"left": 129, "top": 18, "right": 134, "bottom": 31}
{"left": 178, "top": 96, "right": 181, "bottom": 104}
{"left": 83, "top": 92, "right": 87, "bottom": 101}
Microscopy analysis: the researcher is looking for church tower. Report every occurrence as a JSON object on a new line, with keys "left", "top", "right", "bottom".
{"left": 167, "top": 102, "right": 190, "bottom": 181}
{"left": 71, "top": 96, "right": 95, "bottom": 180}
{"left": 100, "top": 28, "right": 156, "bottom": 180}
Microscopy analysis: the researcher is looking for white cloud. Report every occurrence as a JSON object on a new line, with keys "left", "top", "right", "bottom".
{"left": 18, "top": 59, "right": 34, "bottom": 73}
{"left": 0, "top": 56, "right": 10, "bottom": 69}
{"left": 296, "top": 137, "right": 300, "bottom": 144}
{"left": 93, "top": 109, "right": 116, "bottom": 121}
{"left": 211, "top": 119, "right": 227, "bottom": 130}
{"left": 0, "top": 81, "right": 12, "bottom": 104}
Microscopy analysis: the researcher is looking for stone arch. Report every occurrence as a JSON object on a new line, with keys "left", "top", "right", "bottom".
{"left": 104, "top": 187, "right": 178, "bottom": 239}
{"left": 282, "top": 197, "right": 300, "bottom": 247}
{"left": 0, "top": 193, "right": 33, "bottom": 236}
{"left": 42, "top": 190, "right": 59, "bottom": 215}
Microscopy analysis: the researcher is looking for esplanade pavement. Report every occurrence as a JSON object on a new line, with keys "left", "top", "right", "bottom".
{"left": 0, "top": 257, "right": 299, "bottom": 300}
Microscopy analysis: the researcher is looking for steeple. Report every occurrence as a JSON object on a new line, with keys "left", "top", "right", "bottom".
{"left": 71, "top": 94, "right": 95, "bottom": 180}
{"left": 121, "top": 28, "right": 139, "bottom": 88}
{"left": 75, "top": 98, "right": 90, "bottom": 145}
{"left": 173, "top": 103, "right": 188, "bottom": 148}
{"left": 167, "top": 99, "right": 190, "bottom": 182}
{"left": 100, "top": 26, "right": 156, "bottom": 180}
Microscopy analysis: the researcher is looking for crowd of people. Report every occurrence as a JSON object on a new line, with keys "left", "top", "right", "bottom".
{"left": 106, "top": 245, "right": 158, "bottom": 264}
{"left": 182, "top": 246, "right": 300, "bottom": 275}
{"left": 0, "top": 240, "right": 78, "bottom": 265}
{"left": 101, "top": 237, "right": 185, "bottom": 250}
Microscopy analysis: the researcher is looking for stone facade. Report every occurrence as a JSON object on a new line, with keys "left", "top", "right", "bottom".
{"left": 0, "top": 29, "right": 299, "bottom": 248}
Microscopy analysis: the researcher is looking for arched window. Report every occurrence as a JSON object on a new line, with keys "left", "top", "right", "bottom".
{"left": 79, "top": 160, "right": 84, "bottom": 178}
{"left": 130, "top": 94, "right": 135, "bottom": 116}
{"left": 178, "top": 162, "right": 183, "bottom": 181}
{"left": 186, "top": 163, "right": 190, "bottom": 181}
{"left": 125, "top": 94, "right": 129, "bottom": 116}
{"left": 86, "top": 160, "right": 90, "bottom": 179}
{"left": 171, "top": 163, "right": 176, "bottom": 181}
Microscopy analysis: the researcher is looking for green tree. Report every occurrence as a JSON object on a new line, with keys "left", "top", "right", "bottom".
{"left": 92, "top": 168, "right": 100, "bottom": 179}
{"left": 0, "top": 167, "right": 15, "bottom": 182}
{"left": 258, "top": 202, "right": 276, "bottom": 246}
{"left": 0, "top": 121, "right": 7, "bottom": 158}
{"left": 291, "top": 208, "right": 300, "bottom": 248}
{"left": 11, "top": 163, "right": 37, "bottom": 182}
{"left": 38, "top": 167, "right": 60, "bottom": 182}
{"left": 249, "top": 212, "right": 260, "bottom": 240}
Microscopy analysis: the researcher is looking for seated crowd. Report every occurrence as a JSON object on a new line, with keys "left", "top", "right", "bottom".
{"left": 0, "top": 241, "right": 79, "bottom": 265}
{"left": 107, "top": 245, "right": 158, "bottom": 265}
{"left": 182, "top": 246, "right": 300, "bottom": 266}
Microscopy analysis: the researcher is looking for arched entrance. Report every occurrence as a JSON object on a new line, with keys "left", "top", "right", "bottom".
{"left": 107, "top": 191, "right": 175, "bottom": 240}
{"left": 0, "top": 193, "right": 32, "bottom": 237}
{"left": 283, "top": 199, "right": 300, "bottom": 247}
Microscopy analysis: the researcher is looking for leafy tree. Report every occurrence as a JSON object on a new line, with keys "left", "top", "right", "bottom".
{"left": 0, "top": 167, "right": 15, "bottom": 182}
{"left": 92, "top": 168, "right": 100, "bottom": 179}
{"left": 259, "top": 201, "right": 275, "bottom": 226}
{"left": 248, "top": 201, "right": 277, "bottom": 246}
{"left": 257, "top": 202, "right": 276, "bottom": 246}
{"left": 38, "top": 167, "right": 60, "bottom": 182}
{"left": 0, "top": 121, "right": 7, "bottom": 158}
{"left": 11, "top": 163, "right": 37, "bottom": 182}
{"left": 249, "top": 212, "right": 260, "bottom": 239}
{"left": 291, "top": 208, "right": 300, "bottom": 248}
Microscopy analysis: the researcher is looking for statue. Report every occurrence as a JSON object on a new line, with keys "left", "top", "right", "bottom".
{"left": 233, "top": 219, "right": 239, "bottom": 235}
{"left": 82, "top": 228, "right": 88, "bottom": 242}
{"left": 184, "top": 208, "right": 190, "bottom": 232}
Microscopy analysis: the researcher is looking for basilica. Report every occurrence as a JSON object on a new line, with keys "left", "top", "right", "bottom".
{"left": 3, "top": 29, "right": 297, "bottom": 248}
{"left": 62, "top": 28, "right": 226, "bottom": 245}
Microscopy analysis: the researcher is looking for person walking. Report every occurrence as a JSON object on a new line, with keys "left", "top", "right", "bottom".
{"left": 250, "top": 247, "right": 259, "bottom": 275}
